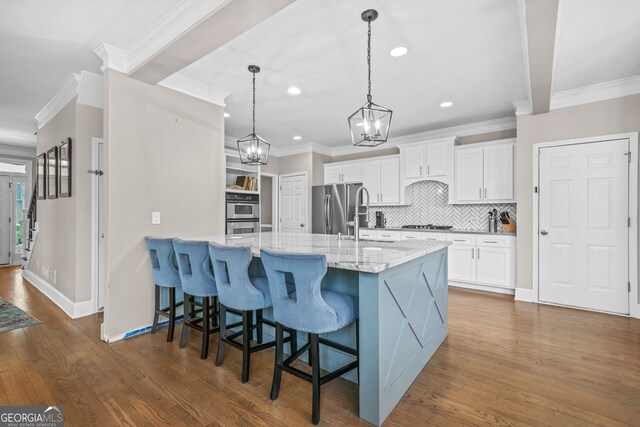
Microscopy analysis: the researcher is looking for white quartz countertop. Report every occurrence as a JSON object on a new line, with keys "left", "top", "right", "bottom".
{"left": 188, "top": 232, "right": 449, "bottom": 273}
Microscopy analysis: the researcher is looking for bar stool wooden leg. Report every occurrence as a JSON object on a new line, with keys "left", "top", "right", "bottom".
{"left": 167, "top": 287, "right": 176, "bottom": 342}
{"left": 270, "top": 323, "right": 284, "bottom": 400}
{"left": 256, "top": 309, "right": 263, "bottom": 344}
{"left": 212, "top": 296, "right": 219, "bottom": 327}
{"left": 180, "top": 293, "right": 191, "bottom": 348}
{"left": 290, "top": 329, "right": 298, "bottom": 355}
{"left": 215, "top": 304, "right": 227, "bottom": 366}
{"left": 310, "top": 333, "right": 321, "bottom": 425}
{"left": 201, "top": 296, "right": 210, "bottom": 359}
{"left": 241, "top": 311, "right": 251, "bottom": 383}
{"left": 152, "top": 285, "right": 160, "bottom": 334}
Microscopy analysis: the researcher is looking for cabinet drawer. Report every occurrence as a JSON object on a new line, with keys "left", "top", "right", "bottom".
{"left": 422, "top": 233, "right": 446, "bottom": 242}
{"left": 446, "top": 234, "right": 476, "bottom": 246}
{"left": 377, "top": 231, "right": 400, "bottom": 241}
{"left": 477, "top": 235, "right": 511, "bottom": 248}
{"left": 359, "top": 230, "right": 378, "bottom": 240}
{"left": 401, "top": 231, "right": 425, "bottom": 240}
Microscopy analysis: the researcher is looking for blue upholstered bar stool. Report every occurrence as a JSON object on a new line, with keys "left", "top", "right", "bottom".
{"left": 260, "top": 249, "right": 359, "bottom": 425}
{"left": 208, "top": 243, "right": 296, "bottom": 383}
{"left": 144, "top": 237, "right": 183, "bottom": 342}
{"left": 172, "top": 239, "right": 220, "bottom": 359}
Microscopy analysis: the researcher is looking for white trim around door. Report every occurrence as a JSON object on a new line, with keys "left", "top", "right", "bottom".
{"left": 91, "top": 137, "right": 106, "bottom": 314}
{"left": 260, "top": 171, "right": 279, "bottom": 232}
{"left": 530, "top": 132, "right": 639, "bottom": 319}
{"left": 278, "top": 172, "right": 309, "bottom": 233}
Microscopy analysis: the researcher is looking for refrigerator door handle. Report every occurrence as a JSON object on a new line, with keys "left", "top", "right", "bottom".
{"left": 325, "top": 194, "right": 331, "bottom": 234}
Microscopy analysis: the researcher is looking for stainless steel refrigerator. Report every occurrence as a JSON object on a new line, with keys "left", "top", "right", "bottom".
{"left": 312, "top": 183, "right": 367, "bottom": 235}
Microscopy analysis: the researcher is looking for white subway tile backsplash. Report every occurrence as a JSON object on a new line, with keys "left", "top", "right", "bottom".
{"left": 368, "top": 181, "right": 516, "bottom": 231}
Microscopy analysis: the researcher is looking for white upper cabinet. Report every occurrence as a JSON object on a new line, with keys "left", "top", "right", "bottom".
{"left": 362, "top": 157, "right": 400, "bottom": 205}
{"left": 324, "top": 155, "right": 403, "bottom": 205}
{"left": 379, "top": 158, "right": 400, "bottom": 204}
{"left": 361, "top": 161, "right": 381, "bottom": 203}
{"left": 400, "top": 137, "right": 453, "bottom": 183}
{"left": 483, "top": 143, "right": 514, "bottom": 200}
{"left": 324, "top": 163, "right": 362, "bottom": 184}
{"left": 342, "top": 163, "right": 362, "bottom": 183}
{"left": 454, "top": 139, "right": 515, "bottom": 204}
{"left": 455, "top": 147, "right": 484, "bottom": 202}
{"left": 426, "top": 140, "right": 448, "bottom": 177}
{"left": 324, "top": 164, "right": 343, "bottom": 184}
{"left": 403, "top": 146, "right": 426, "bottom": 179}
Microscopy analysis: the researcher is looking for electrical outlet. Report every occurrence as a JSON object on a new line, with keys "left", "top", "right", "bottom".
{"left": 152, "top": 211, "right": 161, "bottom": 225}
{"left": 42, "top": 264, "right": 49, "bottom": 279}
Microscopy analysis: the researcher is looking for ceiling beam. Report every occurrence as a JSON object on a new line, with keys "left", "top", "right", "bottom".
{"left": 522, "top": 0, "right": 559, "bottom": 114}
{"left": 129, "top": 0, "right": 295, "bottom": 85}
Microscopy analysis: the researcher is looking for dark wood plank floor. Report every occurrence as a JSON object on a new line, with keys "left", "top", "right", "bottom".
{"left": 1, "top": 266, "right": 639, "bottom": 426}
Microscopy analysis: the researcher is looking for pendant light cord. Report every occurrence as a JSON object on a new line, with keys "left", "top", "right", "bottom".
{"left": 367, "top": 19, "right": 372, "bottom": 102}
{"left": 252, "top": 71, "right": 256, "bottom": 135}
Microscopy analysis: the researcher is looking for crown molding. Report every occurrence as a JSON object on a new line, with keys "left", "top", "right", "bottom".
{"left": 0, "top": 129, "right": 37, "bottom": 149}
{"left": 94, "top": 0, "right": 228, "bottom": 74}
{"left": 512, "top": 99, "right": 533, "bottom": 115}
{"left": 550, "top": 75, "right": 640, "bottom": 111}
{"left": 270, "top": 142, "right": 333, "bottom": 158}
{"left": 35, "top": 74, "right": 79, "bottom": 129}
{"left": 159, "top": 73, "right": 229, "bottom": 107}
{"left": 34, "top": 71, "right": 103, "bottom": 130}
{"left": 329, "top": 116, "right": 517, "bottom": 157}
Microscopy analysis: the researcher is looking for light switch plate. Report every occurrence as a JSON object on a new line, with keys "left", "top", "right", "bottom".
{"left": 152, "top": 211, "right": 161, "bottom": 225}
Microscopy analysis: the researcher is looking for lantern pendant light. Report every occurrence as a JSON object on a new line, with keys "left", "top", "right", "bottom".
{"left": 348, "top": 9, "right": 393, "bottom": 147}
{"left": 238, "top": 65, "right": 270, "bottom": 165}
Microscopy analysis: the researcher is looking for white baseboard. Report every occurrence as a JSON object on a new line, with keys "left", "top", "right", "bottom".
{"left": 22, "top": 270, "right": 96, "bottom": 319}
{"left": 514, "top": 287, "right": 537, "bottom": 302}
{"left": 449, "top": 281, "right": 515, "bottom": 296}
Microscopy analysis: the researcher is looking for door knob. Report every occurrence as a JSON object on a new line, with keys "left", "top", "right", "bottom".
{"left": 300, "top": 223, "right": 304, "bottom": 227}
{"left": 540, "top": 230, "right": 548, "bottom": 235}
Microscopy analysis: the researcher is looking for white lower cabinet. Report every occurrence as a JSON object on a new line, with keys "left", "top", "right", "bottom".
{"left": 447, "top": 234, "right": 515, "bottom": 290}
{"left": 358, "top": 229, "right": 516, "bottom": 291}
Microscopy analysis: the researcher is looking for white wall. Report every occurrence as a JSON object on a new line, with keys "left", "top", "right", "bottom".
{"left": 516, "top": 94, "right": 640, "bottom": 305}
{"left": 103, "top": 70, "right": 225, "bottom": 339}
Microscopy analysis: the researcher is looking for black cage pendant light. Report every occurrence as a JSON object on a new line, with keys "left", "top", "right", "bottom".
{"left": 348, "top": 9, "right": 393, "bottom": 147}
{"left": 238, "top": 65, "right": 270, "bottom": 165}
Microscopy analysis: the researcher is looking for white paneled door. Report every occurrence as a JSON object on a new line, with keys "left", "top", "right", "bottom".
{"left": 539, "top": 139, "right": 630, "bottom": 314}
{"left": 0, "top": 175, "right": 10, "bottom": 264}
{"left": 279, "top": 173, "right": 307, "bottom": 234}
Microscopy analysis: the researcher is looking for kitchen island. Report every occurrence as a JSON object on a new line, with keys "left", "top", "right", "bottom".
{"left": 197, "top": 232, "right": 449, "bottom": 426}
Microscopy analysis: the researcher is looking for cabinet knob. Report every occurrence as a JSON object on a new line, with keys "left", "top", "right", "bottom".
{"left": 540, "top": 230, "right": 548, "bottom": 235}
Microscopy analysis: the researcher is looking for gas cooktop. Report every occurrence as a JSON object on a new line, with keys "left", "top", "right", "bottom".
{"left": 401, "top": 224, "right": 453, "bottom": 230}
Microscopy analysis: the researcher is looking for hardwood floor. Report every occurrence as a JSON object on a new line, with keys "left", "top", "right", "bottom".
{"left": 1, "top": 266, "right": 639, "bottom": 426}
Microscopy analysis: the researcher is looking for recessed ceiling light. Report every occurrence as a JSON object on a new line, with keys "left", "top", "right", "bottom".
{"left": 224, "top": 112, "right": 230, "bottom": 118}
{"left": 440, "top": 101, "right": 454, "bottom": 108}
{"left": 389, "top": 46, "right": 408, "bottom": 57}
{"left": 287, "top": 86, "right": 301, "bottom": 95}
{"left": 293, "top": 135, "right": 302, "bottom": 140}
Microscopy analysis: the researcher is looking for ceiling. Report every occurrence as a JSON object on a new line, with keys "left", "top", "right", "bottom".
{"left": 170, "top": 0, "right": 528, "bottom": 148}
{"left": 2, "top": 0, "right": 640, "bottom": 150}
{"left": 552, "top": 0, "right": 640, "bottom": 93}
{"left": 0, "top": 0, "right": 176, "bottom": 145}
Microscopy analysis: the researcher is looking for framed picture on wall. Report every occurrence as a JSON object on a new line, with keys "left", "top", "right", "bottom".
{"left": 36, "top": 153, "right": 46, "bottom": 200}
{"left": 59, "top": 138, "right": 71, "bottom": 197}
{"left": 46, "top": 146, "right": 58, "bottom": 199}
